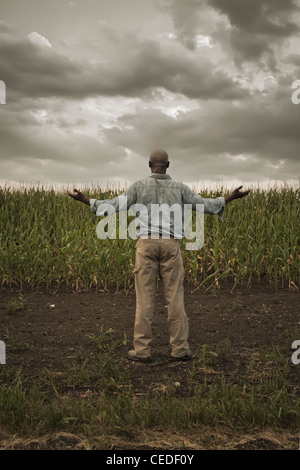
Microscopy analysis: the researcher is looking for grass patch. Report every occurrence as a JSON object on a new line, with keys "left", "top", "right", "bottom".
{"left": 6, "top": 295, "right": 28, "bottom": 315}
{"left": 0, "top": 329, "right": 299, "bottom": 449}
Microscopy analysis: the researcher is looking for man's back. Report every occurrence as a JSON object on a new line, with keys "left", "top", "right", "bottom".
{"left": 135, "top": 174, "right": 183, "bottom": 207}
{"left": 91, "top": 173, "right": 225, "bottom": 239}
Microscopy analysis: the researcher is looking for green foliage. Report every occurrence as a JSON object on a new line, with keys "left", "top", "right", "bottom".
{"left": 0, "top": 336, "right": 299, "bottom": 444}
{"left": 0, "top": 184, "right": 299, "bottom": 290}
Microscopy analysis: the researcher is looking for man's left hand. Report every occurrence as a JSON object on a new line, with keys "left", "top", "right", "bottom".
{"left": 67, "top": 189, "right": 90, "bottom": 205}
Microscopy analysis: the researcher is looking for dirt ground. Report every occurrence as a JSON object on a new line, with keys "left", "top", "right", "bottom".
{"left": 0, "top": 280, "right": 299, "bottom": 450}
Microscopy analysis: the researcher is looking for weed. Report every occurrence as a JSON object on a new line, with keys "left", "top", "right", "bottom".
{"left": 6, "top": 295, "right": 28, "bottom": 315}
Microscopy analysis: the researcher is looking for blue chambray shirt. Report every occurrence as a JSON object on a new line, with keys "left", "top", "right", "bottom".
{"left": 90, "top": 174, "right": 225, "bottom": 239}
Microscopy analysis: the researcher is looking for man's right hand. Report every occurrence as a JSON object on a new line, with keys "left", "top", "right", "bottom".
{"left": 67, "top": 189, "right": 90, "bottom": 206}
{"left": 225, "top": 185, "right": 250, "bottom": 205}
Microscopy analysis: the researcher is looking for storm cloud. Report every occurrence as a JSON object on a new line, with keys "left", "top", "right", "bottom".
{"left": 0, "top": 23, "right": 246, "bottom": 102}
{"left": 0, "top": 1, "right": 299, "bottom": 188}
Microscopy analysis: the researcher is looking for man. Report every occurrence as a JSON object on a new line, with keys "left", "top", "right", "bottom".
{"left": 68, "top": 149, "right": 250, "bottom": 363}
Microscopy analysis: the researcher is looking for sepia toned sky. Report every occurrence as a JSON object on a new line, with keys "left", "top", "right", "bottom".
{"left": 1, "top": 0, "right": 300, "bottom": 189}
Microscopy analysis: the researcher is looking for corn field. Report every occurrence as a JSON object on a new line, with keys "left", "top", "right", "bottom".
{"left": 0, "top": 184, "right": 299, "bottom": 291}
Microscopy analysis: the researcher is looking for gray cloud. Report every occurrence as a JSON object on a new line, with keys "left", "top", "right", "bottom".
{"left": 284, "top": 53, "right": 300, "bottom": 67}
{"left": 0, "top": 101, "right": 134, "bottom": 185}
{"left": 168, "top": 0, "right": 300, "bottom": 67}
{"left": 0, "top": 2, "right": 299, "bottom": 188}
{"left": 101, "top": 85, "right": 300, "bottom": 183}
{"left": 208, "top": 0, "right": 300, "bottom": 65}
{"left": 208, "top": 0, "right": 299, "bottom": 36}
{"left": 0, "top": 22, "right": 247, "bottom": 102}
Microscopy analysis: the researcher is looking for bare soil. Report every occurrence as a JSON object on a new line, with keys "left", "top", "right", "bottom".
{"left": 0, "top": 280, "right": 299, "bottom": 450}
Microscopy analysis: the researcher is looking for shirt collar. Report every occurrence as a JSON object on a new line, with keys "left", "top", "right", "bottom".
{"left": 148, "top": 174, "right": 172, "bottom": 180}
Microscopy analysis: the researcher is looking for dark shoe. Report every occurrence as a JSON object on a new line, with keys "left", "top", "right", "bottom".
{"left": 170, "top": 354, "right": 193, "bottom": 362}
{"left": 127, "top": 350, "right": 152, "bottom": 363}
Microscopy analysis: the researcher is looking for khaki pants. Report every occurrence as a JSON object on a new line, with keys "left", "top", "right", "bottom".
{"left": 133, "top": 237, "right": 191, "bottom": 359}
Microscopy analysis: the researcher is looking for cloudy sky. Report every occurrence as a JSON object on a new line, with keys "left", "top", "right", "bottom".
{"left": 1, "top": 0, "right": 300, "bottom": 190}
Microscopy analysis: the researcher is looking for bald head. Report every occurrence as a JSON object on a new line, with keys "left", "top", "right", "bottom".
{"left": 149, "top": 149, "right": 169, "bottom": 174}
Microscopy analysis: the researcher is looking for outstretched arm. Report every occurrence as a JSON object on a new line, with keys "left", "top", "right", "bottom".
{"left": 67, "top": 189, "right": 90, "bottom": 205}
{"left": 67, "top": 183, "right": 138, "bottom": 214}
{"left": 224, "top": 186, "right": 250, "bottom": 205}
{"left": 181, "top": 183, "right": 250, "bottom": 222}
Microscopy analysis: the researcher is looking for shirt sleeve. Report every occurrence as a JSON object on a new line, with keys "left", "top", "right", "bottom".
{"left": 181, "top": 184, "right": 225, "bottom": 221}
{"left": 90, "top": 182, "right": 137, "bottom": 215}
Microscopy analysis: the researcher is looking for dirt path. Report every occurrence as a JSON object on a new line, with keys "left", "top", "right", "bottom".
{"left": 0, "top": 281, "right": 299, "bottom": 450}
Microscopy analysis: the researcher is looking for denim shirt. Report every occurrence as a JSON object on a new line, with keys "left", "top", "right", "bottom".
{"left": 90, "top": 174, "right": 225, "bottom": 239}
